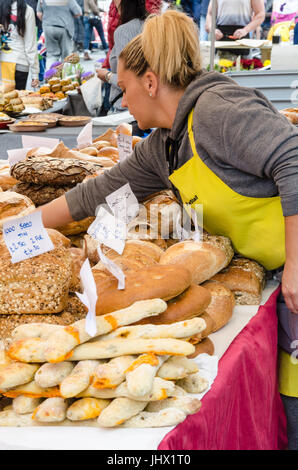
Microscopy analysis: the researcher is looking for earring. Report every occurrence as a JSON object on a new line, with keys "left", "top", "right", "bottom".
{"left": 149, "top": 92, "right": 152, "bottom": 97}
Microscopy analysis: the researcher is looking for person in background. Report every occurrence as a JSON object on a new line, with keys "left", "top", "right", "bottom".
{"left": 98, "top": 0, "right": 161, "bottom": 116}
{"left": 36, "top": 0, "right": 82, "bottom": 68}
{"left": 200, "top": 0, "right": 210, "bottom": 40}
{"left": 83, "top": 0, "right": 108, "bottom": 60}
{"left": 205, "top": 0, "right": 265, "bottom": 41}
{"left": 0, "top": 0, "right": 39, "bottom": 90}
{"left": 74, "top": 0, "right": 84, "bottom": 52}
{"left": 96, "top": 0, "right": 147, "bottom": 113}
{"left": 25, "top": 0, "right": 45, "bottom": 82}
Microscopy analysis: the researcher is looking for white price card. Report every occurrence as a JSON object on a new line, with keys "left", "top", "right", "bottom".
{"left": 2, "top": 211, "right": 54, "bottom": 264}
{"left": 97, "top": 245, "right": 125, "bottom": 290}
{"left": 77, "top": 121, "right": 93, "bottom": 150}
{"left": 87, "top": 206, "right": 126, "bottom": 254}
{"left": 76, "top": 259, "right": 98, "bottom": 337}
{"left": 191, "top": 208, "right": 201, "bottom": 242}
{"left": 22, "top": 135, "right": 60, "bottom": 149}
{"left": 7, "top": 147, "right": 31, "bottom": 167}
{"left": 105, "top": 183, "right": 139, "bottom": 224}
{"left": 117, "top": 133, "right": 133, "bottom": 162}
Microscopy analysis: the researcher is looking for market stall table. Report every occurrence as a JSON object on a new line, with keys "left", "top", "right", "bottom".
{"left": 0, "top": 280, "right": 287, "bottom": 450}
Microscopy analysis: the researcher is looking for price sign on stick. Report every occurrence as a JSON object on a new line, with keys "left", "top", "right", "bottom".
{"left": 76, "top": 259, "right": 98, "bottom": 337}
{"left": 3, "top": 211, "right": 54, "bottom": 264}
{"left": 87, "top": 206, "right": 126, "bottom": 254}
{"left": 77, "top": 121, "right": 93, "bottom": 150}
{"left": 97, "top": 245, "right": 125, "bottom": 290}
{"left": 191, "top": 208, "right": 201, "bottom": 242}
{"left": 117, "top": 133, "right": 133, "bottom": 162}
{"left": 7, "top": 148, "right": 31, "bottom": 167}
{"left": 106, "top": 183, "right": 139, "bottom": 224}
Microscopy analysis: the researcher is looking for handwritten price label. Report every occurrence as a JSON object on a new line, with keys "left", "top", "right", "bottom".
{"left": 76, "top": 259, "right": 98, "bottom": 337}
{"left": 97, "top": 245, "right": 125, "bottom": 290}
{"left": 106, "top": 183, "right": 139, "bottom": 224}
{"left": 3, "top": 211, "right": 54, "bottom": 264}
{"left": 87, "top": 206, "right": 126, "bottom": 254}
{"left": 117, "top": 133, "right": 133, "bottom": 162}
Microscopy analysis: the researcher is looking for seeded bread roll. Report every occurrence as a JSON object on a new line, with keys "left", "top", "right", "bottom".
{"left": 0, "top": 191, "right": 35, "bottom": 231}
{"left": 0, "top": 229, "right": 72, "bottom": 314}
{"left": 94, "top": 264, "right": 192, "bottom": 315}
{"left": 210, "top": 257, "right": 266, "bottom": 305}
{"left": 57, "top": 217, "right": 95, "bottom": 236}
{"left": 159, "top": 234, "right": 234, "bottom": 285}
{"left": 135, "top": 284, "right": 211, "bottom": 325}
{"left": 202, "top": 280, "right": 235, "bottom": 332}
{"left": 11, "top": 156, "right": 102, "bottom": 186}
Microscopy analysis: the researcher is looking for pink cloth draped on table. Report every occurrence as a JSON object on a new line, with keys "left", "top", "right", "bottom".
{"left": 158, "top": 287, "right": 288, "bottom": 450}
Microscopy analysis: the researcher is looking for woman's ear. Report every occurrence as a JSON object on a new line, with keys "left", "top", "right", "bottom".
{"left": 143, "top": 70, "right": 159, "bottom": 98}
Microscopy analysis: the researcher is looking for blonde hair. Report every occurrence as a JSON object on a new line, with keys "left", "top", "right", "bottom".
{"left": 119, "top": 10, "right": 201, "bottom": 89}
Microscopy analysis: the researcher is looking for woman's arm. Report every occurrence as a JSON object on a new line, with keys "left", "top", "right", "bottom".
{"left": 205, "top": 1, "right": 223, "bottom": 40}
{"left": 233, "top": 0, "right": 265, "bottom": 39}
{"left": 38, "top": 195, "right": 74, "bottom": 228}
{"left": 282, "top": 215, "right": 298, "bottom": 314}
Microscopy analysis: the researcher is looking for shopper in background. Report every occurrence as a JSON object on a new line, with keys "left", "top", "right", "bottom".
{"left": 25, "top": 0, "right": 45, "bottom": 82}
{"left": 36, "top": 0, "right": 82, "bottom": 68}
{"left": 83, "top": 0, "right": 108, "bottom": 60}
{"left": 74, "top": 0, "right": 84, "bottom": 52}
{"left": 96, "top": 0, "right": 147, "bottom": 113}
{"left": 0, "top": 0, "right": 39, "bottom": 90}
{"left": 200, "top": 0, "right": 210, "bottom": 40}
{"left": 205, "top": 0, "right": 265, "bottom": 41}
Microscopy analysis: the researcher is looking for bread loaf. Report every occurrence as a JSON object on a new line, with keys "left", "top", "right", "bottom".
{"left": 0, "top": 175, "right": 19, "bottom": 191}
{"left": 210, "top": 257, "right": 266, "bottom": 305}
{"left": 12, "top": 182, "right": 72, "bottom": 206}
{"left": 94, "top": 264, "right": 192, "bottom": 315}
{"left": 57, "top": 217, "right": 95, "bottom": 236}
{"left": 0, "top": 191, "right": 35, "bottom": 231}
{"left": 135, "top": 284, "right": 211, "bottom": 325}
{"left": 202, "top": 280, "right": 235, "bottom": 332}
{"left": 187, "top": 337, "right": 214, "bottom": 358}
{"left": 159, "top": 234, "right": 234, "bottom": 284}
{"left": 141, "top": 190, "right": 183, "bottom": 238}
{"left": 67, "top": 247, "right": 85, "bottom": 292}
{"left": 0, "top": 229, "right": 72, "bottom": 314}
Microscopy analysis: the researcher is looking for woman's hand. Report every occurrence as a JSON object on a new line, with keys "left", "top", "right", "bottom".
{"left": 31, "top": 78, "right": 39, "bottom": 89}
{"left": 232, "top": 27, "right": 248, "bottom": 39}
{"left": 215, "top": 28, "right": 224, "bottom": 40}
{"left": 96, "top": 68, "right": 109, "bottom": 82}
{"left": 282, "top": 261, "right": 298, "bottom": 314}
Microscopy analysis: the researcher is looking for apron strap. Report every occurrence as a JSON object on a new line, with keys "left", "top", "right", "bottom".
{"left": 187, "top": 108, "right": 197, "bottom": 156}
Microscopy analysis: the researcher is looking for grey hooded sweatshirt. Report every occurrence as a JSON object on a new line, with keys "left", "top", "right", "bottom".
{"left": 65, "top": 70, "right": 298, "bottom": 220}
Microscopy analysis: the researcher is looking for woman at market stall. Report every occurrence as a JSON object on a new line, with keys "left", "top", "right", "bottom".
{"left": 37, "top": 9, "right": 298, "bottom": 449}
{"left": 0, "top": 0, "right": 39, "bottom": 90}
{"left": 96, "top": 0, "right": 147, "bottom": 113}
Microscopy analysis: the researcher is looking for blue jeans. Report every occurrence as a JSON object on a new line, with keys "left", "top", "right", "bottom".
{"left": 294, "top": 23, "right": 298, "bottom": 45}
{"left": 83, "top": 16, "right": 108, "bottom": 51}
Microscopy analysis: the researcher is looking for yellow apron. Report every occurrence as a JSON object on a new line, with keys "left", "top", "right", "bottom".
{"left": 169, "top": 109, "right": 296, "bottom": 396}
{"left": 168, "top": 109, "right": 285, "bottom": 271}
{"left": 0, "top": 62, "right": 16, "bottom": 93}
{"left": 279, "top": 349, "right": 298, "bottom": 397}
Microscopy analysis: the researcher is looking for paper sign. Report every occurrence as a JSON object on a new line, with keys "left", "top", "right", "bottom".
{"left": 76, "top": 259, "right": 98, "bottom": 337}
{"left": 117, "top": 133, "right": 133, "bottom": 162}
{"left": 2, "top": 211, "right": 54, "bottom": 264}
{"left": 191, "top": 208, "right": 201, "bottom": 242}
{"left": 77, "top": 121, "right": 93, "bottom": 150}
{"left": 22, "top": 135, "right": 60, "bottom": 149}
{"left": 87, "top": 206, "right": 126, "bottom": 254}
{"left": 7, "top": 147, "right": 31, "bottom": 167}
{"left": 97, "top": 245, "right": 125, "bottom": 290}
{"left": 105, "top": 183, "right": 139, "bottom": 224}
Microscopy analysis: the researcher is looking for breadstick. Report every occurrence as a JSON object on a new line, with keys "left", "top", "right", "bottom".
{"left": 32, "top": 397, "right": 67, "bottom": 423}
{"left": 12, "top": 396, "right": 42, "bottom": 415}
{"left": 0, "top": 362, "right": 39, "bottom": 391}
{"left": 97, "top": 398, "right": 147, "bottom": 427}
{"left": 35, "top": 362, "right": 74, "bottom": 388}
{"left": 146, "top": 396, "right": 201, "bottom": 415}
{"left": 122, "top": 408, "right": 186, "bottom": 428}
{"left": 2, "top": 381, "right": 61, "bottom": 398}
{"left": 157, "top": 356, "right": 199, "bottom": 381}
{"left": 102, "top": 318, "right": 206, "bottom": 341}
{"left": 44, "top": 299, "right": 167, "bottom": 363}
{"left": 60, "top": 360, "right": 101, "bottom": 398}
{"left": 0, "top": 409, "right": 104, "bottom": 427}
{"left": 92, "top": 356, "right": 135, "bottom": 389}
{"left": 7, "top": 338, "right": 47, "bottom": 363}
{"left": 12, "top": 323, "right": 63, "bottom": 341}
{"left": 176, "top": 372, "right": 209, "bottom": 394}
{"left": 70, "top": 338, "right": 195, "bottom": 361}
{"left": 66, "top": 398, "right": 111, "bottom": 421}
{"left": 125, "top": 354, "right": 167, "bottom": 397}
{"left": 79, "top": 377, "right": 176, "bottom": 402}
